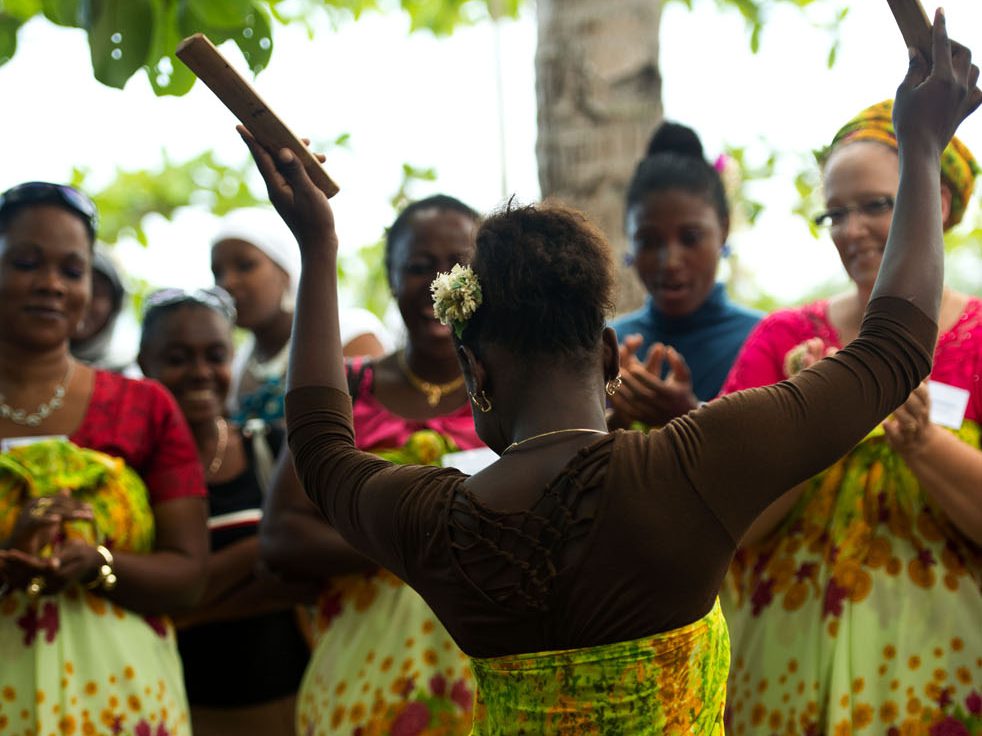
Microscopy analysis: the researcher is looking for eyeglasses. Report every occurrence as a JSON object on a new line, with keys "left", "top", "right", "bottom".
{"left": 143, "top": 286, "right": 237, "bottom": 323}
{"left": 813, "top": 196, "right": 894, "bottom": 229}
{"left": 0, "top": 182, "right": 99, "bottom": 237}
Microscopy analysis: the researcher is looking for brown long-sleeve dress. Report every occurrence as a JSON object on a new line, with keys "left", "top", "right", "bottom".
{"left": 286, "top": 296, "right": 935, "bottom": 733}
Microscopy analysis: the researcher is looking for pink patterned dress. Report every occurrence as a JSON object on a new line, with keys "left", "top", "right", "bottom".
{"left": 296, "top": 360, "right": 484, "bottom": 736}
{"left": 720, "top": 299, "right": 982, "bottom": 735}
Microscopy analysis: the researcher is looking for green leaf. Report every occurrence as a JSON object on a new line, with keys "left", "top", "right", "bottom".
{"left": 2, "top": 0, "right": 41, "bottom": 22}
{"left": 0, "top": 13, "right": 21, "bottom": 66}
{"left": 749, "top": 21, "right": 761, "bottom": 53}
{"left": 186, "top": 0, "right": 253, "bottom": 29}
{"left": 86, "top": 0, "right": 154, "bottom": 88}
{"left": 232, "top": 4, "right": 272, "bottom": 74}
{"left": 145, "top": 0, "right": 197, "bottom": 96}
{"left": 42, "top": 0, "right": 82, "bottom": 26}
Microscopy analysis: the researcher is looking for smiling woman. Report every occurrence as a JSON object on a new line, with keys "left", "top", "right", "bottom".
{"left": 0, "top": 181, "right": 209, "bottom": 736}
{"left": 260, "top": 194, "right": 487, "bottom": 736}
{"left": 137, "top": 287, "right": 311, "bottom": 735}
{"left": 720, "top": 99, "right": 982, "bottom": 735}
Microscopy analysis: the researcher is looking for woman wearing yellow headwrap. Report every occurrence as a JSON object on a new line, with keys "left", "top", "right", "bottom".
{"left": 718, "top": 100, "right": 982, "bottom": 735}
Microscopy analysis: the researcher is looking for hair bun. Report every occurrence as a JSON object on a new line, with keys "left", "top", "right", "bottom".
{"left": 645, "top": 121, "right": 705, "bottom": 160}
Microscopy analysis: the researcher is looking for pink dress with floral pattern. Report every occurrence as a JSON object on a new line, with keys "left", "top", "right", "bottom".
{"left": 720, "top": 299, "right": 982, "bottom": 736}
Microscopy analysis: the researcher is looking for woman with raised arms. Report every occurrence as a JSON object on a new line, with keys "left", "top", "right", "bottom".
{"left": 240, "top": 14, "right": 978, "bottom": 733}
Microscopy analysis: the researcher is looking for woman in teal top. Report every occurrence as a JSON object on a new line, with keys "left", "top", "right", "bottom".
{"left": 610, "top": 122, "right": 761, "bottom": 427}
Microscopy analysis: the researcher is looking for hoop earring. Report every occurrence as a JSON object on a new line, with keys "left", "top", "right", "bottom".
{"left": 605, "top": 375, "right": 622, "bottom": 397}
{"left": 469, "top": 390, "right": 493, "bottom": 414}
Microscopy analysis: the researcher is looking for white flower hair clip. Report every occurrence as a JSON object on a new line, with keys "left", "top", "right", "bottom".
{"left": 430, "top": 263, "right": 482, "bottom": 338}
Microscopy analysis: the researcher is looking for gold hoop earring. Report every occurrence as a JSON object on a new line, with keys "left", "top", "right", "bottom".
{"left": 469, "top": 390, "right": 493, "bottom": 414}
{"left": 605, "top": 375, "right": 622, "bottom": 397}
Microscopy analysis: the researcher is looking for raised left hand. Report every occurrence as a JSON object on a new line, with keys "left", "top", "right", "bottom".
{"left": 238, "top": 126, "right": 339, "bottom": 256}
{"left": 883, "top": 381, "right": 934, "bottom": 456}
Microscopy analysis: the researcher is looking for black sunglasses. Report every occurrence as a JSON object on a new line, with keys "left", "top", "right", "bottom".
{"left": 0, "top": 181, "right": 99, "bottom": 237}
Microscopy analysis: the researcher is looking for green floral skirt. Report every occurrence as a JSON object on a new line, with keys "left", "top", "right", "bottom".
{"left": 469, "top": 599, "right": 729, "bottom": 735}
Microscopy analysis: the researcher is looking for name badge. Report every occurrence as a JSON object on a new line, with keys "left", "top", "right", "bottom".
{"left": 1, "top": 435, "right": 69, "bottom": 453}
{"left": 441, "top": 447, "right": 498, "bottom": 475}
{"left": 928, "top": 381, "right": 970, "bottom": 430}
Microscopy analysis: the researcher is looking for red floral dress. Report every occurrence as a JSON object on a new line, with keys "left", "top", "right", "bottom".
{"left": 0, "top": 371, "right": 205, "bottom": 736}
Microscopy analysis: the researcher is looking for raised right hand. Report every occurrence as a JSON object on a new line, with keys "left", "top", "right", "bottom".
{"left": 238, "top": 126, "right": 339, "bottom": 257}
{"left": 893, "top": 8, "right": 982, "bottom": 157}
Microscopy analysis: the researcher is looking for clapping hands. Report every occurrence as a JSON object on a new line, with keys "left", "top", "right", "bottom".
{"left": 608, "top": 336, "right": 700, "bottom": 428}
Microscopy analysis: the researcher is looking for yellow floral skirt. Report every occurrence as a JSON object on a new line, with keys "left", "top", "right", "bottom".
{"left": 297, "top": 570, "right": 474, "bottom": 736}
{"left": 723, "top": 427, "right": 982, "bottom": 735}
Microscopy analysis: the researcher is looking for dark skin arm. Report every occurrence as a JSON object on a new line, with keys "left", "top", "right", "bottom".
{"left": 259, "top": 447, "right": 375, "bottom": 583}
{"left": 173, "top": 535, "right": 319, "bottom": 628}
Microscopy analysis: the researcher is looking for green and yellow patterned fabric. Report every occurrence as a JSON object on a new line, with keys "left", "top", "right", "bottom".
{"left": 0, "top": 439, "right": 190, "bottom": 736}
{"left": 469, "top": 599, "right": 729, "bottom": 735}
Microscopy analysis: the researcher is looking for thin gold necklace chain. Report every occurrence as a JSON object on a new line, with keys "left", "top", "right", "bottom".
{"left": 503, "top": 427, "right": 607, "bottom": 455}
{"left": 396, "top": 350, "right": 465, "bottom": 407}
{"left": 207, "top": 416, "right": 229, "bottom": 477}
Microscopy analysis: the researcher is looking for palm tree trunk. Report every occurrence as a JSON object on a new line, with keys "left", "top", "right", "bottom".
{"left": 535, "top": 0, "right": 664, "bottom": 313}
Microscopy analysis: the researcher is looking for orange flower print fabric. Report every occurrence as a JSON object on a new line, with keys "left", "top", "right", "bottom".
{"left": 296, "top": 430, "right": 475, "bottom": 736}
{"left": 297, "top": 570, "right": 474, "bottom": 736}
{"left": 468, "top": 599, "right": 729, "bottom": 735}
{"left": 0, "top": 440, "right": 190, "bottom": 736}
{"left": 722, "top": 425, "right": 982, "bottom": 736}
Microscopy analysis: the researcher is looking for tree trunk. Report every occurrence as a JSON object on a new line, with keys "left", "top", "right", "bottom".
{"left": 535, "top": 0, "right": 663, "bottom": 313}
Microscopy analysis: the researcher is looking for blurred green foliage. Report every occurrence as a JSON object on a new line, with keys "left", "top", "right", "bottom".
{"left": 0, "top": 0, "right": 520, "bottom": 94}
{"left": 1, "top": 0, "right": 934, "bottom": 319}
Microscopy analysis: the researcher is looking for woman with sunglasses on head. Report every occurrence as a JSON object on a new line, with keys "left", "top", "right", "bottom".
{"left": 259, "top": 195, "right": 486, "bottom": 736}
{"left": 248, "top": 17, "right": 978, "bottom": 734}
{"left": 0, "top": 183, "right": 208, "bottom": 735}
{"left": 211, "top": 207, "right": 392, "bottom": 428}
{"left": 137, "top": 286, "right": 314, "bottom": 736}
{"left": 718, "top": 99, "right": 982, "bottom": 734}
{"left": 609, "top": 122, "right": 762, "bottom": 429}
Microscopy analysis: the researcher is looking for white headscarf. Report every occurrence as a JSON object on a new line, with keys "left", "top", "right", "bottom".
{"left": 212, "top": 207, "right": 301, "bottom": 299}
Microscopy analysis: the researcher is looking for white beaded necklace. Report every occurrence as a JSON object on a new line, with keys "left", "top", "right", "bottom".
{"left": 0, "top": 361, "right": 76, "bottom": 427}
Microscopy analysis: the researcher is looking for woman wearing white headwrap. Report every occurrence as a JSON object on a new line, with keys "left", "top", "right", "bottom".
{"left": 212, "top": 208, "right": 391, "bottom": 426}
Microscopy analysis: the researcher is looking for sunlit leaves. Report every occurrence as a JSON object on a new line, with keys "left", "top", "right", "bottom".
{"left": 146, "top": 0, "right": 195, "bottom": 95}
{"left": 1, "top": 0, "right": 42, "bottom": 21}
{"left": 669, "top": 0, "right": 847, "bottom": 66}
{"left": 70, "top": 152, "right": 264, "bottom": 245}
{"left": 41, "top": 0, "right": 80, "bottom": 25}
{"left": 0, "top": 14, "right": 20, "bottom": 65}
{"left": 1, "top": 0, "right": 523, "bottom": 95}
{"left": 87, "top": 0, "right": 154, "bottom": 88}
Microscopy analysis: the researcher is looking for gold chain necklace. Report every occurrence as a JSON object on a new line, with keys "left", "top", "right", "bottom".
{"left": 0, "top": 360, "right": 76, "bottom": 427}
{"left": 206, "top": 417, "right": 229, "bottom": 478}
{"left": 503, "top": 428, "right": 607, "bottom": 455}
{"left": 396, "top": 350, "right": 465, "bottom": 407}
